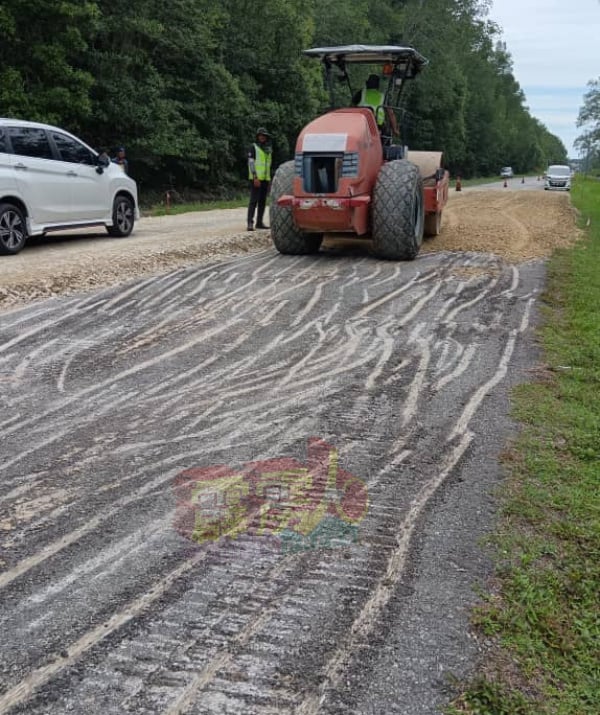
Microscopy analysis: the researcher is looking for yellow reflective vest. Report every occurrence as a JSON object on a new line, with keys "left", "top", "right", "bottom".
{"left": 249, "top": 144, "right": 272, "bottom": 181}
{"left": 359, "top": 88, "right": 385, "bottom": 126}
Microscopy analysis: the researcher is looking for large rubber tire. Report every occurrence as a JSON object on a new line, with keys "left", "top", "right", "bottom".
{"left": 0, "top": 203, "right": 28, "bottom": 255}
{"left": 372, "top": 160, "right": 424, "bottom": 260}
{"left": 107, "top": 195, "right": 135, "bottom": 237}
{"left": 270, "top": 161, "right": 323, "bottom": 255}
{"left": 424, "top": 210, "right": 442, "bottom": 238}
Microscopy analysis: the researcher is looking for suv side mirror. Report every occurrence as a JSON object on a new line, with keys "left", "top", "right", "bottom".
{"left": 95, "top": 152, "right": 110, "bottom": 174}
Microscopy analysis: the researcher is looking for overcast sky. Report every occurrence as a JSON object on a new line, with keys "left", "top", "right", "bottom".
{"left": 489, "top": 0, "right": 600, "bottom": 157}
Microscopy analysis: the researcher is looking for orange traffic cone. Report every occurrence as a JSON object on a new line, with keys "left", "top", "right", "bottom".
{"left": 503, "top": 178, "right": 507, "bottom": 188}
{"left": 521, "top": 176, "right": 525, "bottom": 184}
{"left": 455, "top": 175, "right": 462, "bottom": 192}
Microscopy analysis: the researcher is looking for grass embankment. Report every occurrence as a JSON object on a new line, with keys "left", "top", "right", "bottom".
{"left": 147, "top": 195, "right": 247, "bottom": 217}
{"left": 449, "top": 177, "right": 600, "bottom": 715}
{"left": 455, "top": 175, "right": 505, "bottom": 187}
{"left": 454, "top": 174, "right": 538, "bottom": 188}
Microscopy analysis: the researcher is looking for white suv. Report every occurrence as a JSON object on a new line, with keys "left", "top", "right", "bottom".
{"left": 0, "top": 118, "right": 139, "bottom": 255}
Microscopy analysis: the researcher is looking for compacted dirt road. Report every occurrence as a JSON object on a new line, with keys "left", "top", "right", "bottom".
{"left": 0, "top": 182, "right": 580, "bottom": 714}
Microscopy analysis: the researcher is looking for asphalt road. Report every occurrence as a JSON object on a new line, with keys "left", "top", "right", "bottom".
{"left": 0, "top": 221, "right": 547, "bottom": 715}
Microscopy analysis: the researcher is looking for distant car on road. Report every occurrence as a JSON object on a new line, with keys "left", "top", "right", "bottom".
{"left": 544, "top": 164, "right": 571, "bottom": 191}
{"left": 0, "top": 118, "right": 139, "bottom": 255}
{"left": 500, "top": 166, "right": 514, "bottom": 179}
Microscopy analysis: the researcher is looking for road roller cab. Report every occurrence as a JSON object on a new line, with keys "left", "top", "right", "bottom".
{"left": 271, "top": 45, "right": 449, "bottom": 260}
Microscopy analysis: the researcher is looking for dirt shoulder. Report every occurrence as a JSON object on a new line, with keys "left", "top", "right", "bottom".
{"left": 422, "top": 187, "right": 580, "bottom": 262}
{"left": 0, "top": 189, "right": 580, "bottom": 313}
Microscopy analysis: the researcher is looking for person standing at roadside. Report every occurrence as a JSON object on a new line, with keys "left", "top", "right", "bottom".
{"left": 247, "top": 128, "right": 272, "bottom": 231}
{"left": 112, "top": 146, "right": 129, "bottom": 174}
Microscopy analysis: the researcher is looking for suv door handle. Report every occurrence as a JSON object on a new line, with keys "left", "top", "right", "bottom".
{"left": 66, "top": 170, "right": 78, "bottom": 177}
{"left": 14, "top": 163, "right": 28, "bottom": 170}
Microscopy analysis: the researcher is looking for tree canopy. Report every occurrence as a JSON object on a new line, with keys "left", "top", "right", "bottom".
{"left": 0, "top": 0, "right": 568, "bottom": 193}
{"left": 575, "top": 78, "right": 600, "bottom": 173}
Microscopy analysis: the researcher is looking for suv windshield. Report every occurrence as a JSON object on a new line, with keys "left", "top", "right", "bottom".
{"left": 548, "top": 166, "right": 570, "bottom": 176}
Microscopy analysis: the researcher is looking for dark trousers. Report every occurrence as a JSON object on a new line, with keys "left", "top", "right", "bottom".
{"left": 247, "top": 180, "right": 270, "bottom": 227}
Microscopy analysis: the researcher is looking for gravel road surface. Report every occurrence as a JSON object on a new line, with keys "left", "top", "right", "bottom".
{"left": 0, "top": 181, "right": 580, "bottom": 714}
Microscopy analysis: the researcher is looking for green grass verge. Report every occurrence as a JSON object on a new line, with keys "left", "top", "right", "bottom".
{"left": 447, "top": 175, "right": 600, "bottom": 715}
{"left": 449, "top": 174, "right": 539, "bottom": 189}
{"left": 146, "top": 195, "right": 247, "bottom": 217}
{"left": 456, "top": 176, "right": 508, "bottom": 187}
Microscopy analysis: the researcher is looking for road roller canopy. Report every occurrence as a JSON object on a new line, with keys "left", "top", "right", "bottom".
{"left": 303, "top": 45, "right": 428, "bottom": 79}
{"left": 303, "top": 44, "right": 428, "bottom": 132}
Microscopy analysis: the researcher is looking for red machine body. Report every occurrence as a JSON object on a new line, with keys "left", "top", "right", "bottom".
{"left": 271, "top": 45, "right": 450, "bottom": 260}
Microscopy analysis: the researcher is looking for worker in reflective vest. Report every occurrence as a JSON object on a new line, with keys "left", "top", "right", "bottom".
{"left": 247, "top": 128, "right": 273, "bottom": 231}
{"left": 353, "top": 74, "right": 385, "bottom": 127}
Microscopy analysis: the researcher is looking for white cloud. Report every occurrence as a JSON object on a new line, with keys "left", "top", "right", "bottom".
{"left": 489, "top": 0, "right": 600, "bottom": 156}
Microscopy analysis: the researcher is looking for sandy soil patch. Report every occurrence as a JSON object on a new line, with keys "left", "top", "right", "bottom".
{"left": 423, "top": 188, "right": 581, "bottom": 262}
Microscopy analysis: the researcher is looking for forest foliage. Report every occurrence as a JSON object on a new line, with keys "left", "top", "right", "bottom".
{"left": 576, "top": 78, "right": 600, "bottom": 172}
{"left": 0, "top": 0, "right": 571, "bottom": 193}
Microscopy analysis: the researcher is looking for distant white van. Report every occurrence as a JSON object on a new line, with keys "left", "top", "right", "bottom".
{"left": 544, "top": 165, "right": 571, "bottom": 191}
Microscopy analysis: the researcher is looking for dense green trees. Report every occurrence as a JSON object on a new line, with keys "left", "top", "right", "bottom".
{"left": 396, "top": 0, "right": 566, "bottom": 176}
{"left": 0, "top": 0, "right": 567, "bottom": 192}
{"left": 0, "top": 1, "right": 97, "bottom": 126}
{"left": 575, "top": 78, "right": 600, "bottom": 173}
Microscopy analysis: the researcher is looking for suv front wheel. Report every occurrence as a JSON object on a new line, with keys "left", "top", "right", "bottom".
{"left": 107, "top": 195, "right": 135, "bottom": 237}
{"left": 0, "top": 203, "right": 28, "bottom": 255}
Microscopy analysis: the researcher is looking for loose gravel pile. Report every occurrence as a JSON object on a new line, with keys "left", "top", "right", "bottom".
{"left": 423, "top": 188, "right": 581, "bottom": 262}
{"left": 0, "top": 190, "right": 581, "bottom": 312}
